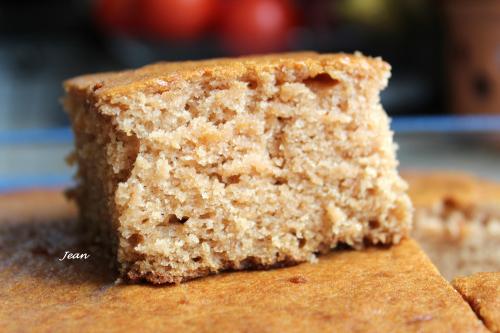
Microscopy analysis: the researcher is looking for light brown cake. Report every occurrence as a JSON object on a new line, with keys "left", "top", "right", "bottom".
{"left": 405, "top": 171, "right": 500, "bottom": 280}
{"left": 64, "top": 52, "right": 412, "bottom": 284}
{"left": 0, "top": 190, "right": 486, "bottom": 333}
{"left": 453, "top": 272, "right": 500, "bottom": 333}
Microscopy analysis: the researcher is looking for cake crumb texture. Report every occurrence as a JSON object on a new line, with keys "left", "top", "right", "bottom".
{"left": 64, "top": 52, "right": 412, "bottom": 283}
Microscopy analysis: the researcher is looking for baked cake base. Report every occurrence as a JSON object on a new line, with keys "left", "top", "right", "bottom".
{"left": 453, "top": 272, "right": 500, "bottom": 333}
{"left": 0, "top": 190, "right": 486, "bottom": 333}
{"left": 405, "top": 171, "right": 500, "bottom": 280}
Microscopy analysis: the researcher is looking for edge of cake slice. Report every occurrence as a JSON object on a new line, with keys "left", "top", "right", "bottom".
{"left": 405, "top": 171, "right": 500, "bottom": 280}
{"left": 64, "top": 52, "right": 412, "bottom": 284}
{"left": 452, "top": 272, "right": 500, "bottom": 333}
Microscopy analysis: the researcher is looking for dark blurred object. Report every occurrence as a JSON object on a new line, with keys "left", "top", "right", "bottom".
{"left": 444, "top": 0, "right": 500, "bottom": 115}
{"left": 94, "top": 0, "right": 139, "bottom": 35}
{"left": 336, "top": 0, "right": 429, "bottom": 31}
{"left": 0, "top": 0, "right": 113, "bottom": 130}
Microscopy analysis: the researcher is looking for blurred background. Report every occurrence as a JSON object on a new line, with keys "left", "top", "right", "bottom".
{"left": 0, "top": 0, "right": 499, "bottom": 191}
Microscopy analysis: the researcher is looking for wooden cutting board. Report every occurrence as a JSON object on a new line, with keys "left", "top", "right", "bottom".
{"left": 0, "top": 190, "right": 487, "bottom": 333}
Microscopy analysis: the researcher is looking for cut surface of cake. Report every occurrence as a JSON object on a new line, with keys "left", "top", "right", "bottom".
{"left": 452, "top": 272, "right": 500, "bottom": 333}
{"left": 405, "top": 171, "right": 500, "bottom": 280}
{"left": 64, "top": 52, "right": 411, "bottom": 283}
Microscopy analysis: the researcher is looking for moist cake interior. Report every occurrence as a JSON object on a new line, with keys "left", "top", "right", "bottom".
{"left": 65, "top": 55, "right": 411, "bottom": 283}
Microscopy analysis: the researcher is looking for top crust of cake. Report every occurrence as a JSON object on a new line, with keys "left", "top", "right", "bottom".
{"left": 405, "top": 171, "right": 500, "bottom": 280}
{"left": 403, "top": 171, "right": 500, "bottom": 209}
{"left": 452, "top": 272, "right": 500, "bottom": 333}
{"left": 64, "top": 52, "right": 390, "bottom": 101}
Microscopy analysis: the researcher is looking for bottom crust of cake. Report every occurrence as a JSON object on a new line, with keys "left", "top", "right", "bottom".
{"left": 125, "top": 257, "right": 303, "bottom": 284}
{"left": 121, "top": 240, "right": 387, "bottom": 284}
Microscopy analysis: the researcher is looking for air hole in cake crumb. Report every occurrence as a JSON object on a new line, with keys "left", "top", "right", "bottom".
{"left": 338, "top": 100, "right": 349, "bottom": 112}
{"left": 341, "top": 151, "right": 352, "bottom": 159}
{"left": 268, "top": 117, "right": 287, "bottom": 169}
{"left": 303, "top": 73, "right": 339, "bottom": 89}
{"left": 168, "top": 214, "right": 190, "bottom": 224}
{"left": 369, "top": 219, "right": 380, "bottom": 229}
{"left": 226, "top": 175, "right": 241, "bottom": 185}
{"left": 210, "top": 172, "right": 224, "bottom": 184}
{"left": 127, "top": 233, "right": 144, "bottom": 247}
{"left": 183, "top": 103, "right": 198, "bottom": 118}
{"left": 208, "top": 107, "right": 236, "bottom": 126}
{"left": 192, "top": 256, "right": 202, "bottom": 262}
{"left": 247, "top": 80, "right": 258, "bottom": 89}
{"left": 211, "top": 173, "right": 240, "bottom": 187}
{"left": 273, "top": 177, "right": 287, "bottom": 185}
{"left": 200, "top": 212, "right": 214, "bottom": 219}
{"left": 298, "top": 238, "right": 306, "bottom": 248}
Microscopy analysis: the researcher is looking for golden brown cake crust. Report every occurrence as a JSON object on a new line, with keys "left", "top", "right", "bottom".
{"left": 0, "top": 190, "right": 486, "bottom": 333}
{"left": 403, "top": 171, "right": 500, "bottom": 208}
{"left": 404, "top": 171, "right": 500, "bottom": 280}
{"left": 64, "top": 52, "right": 390, "bottom": 101}
{"left": 453, "top": 272, "right": 500, "bottom": 333}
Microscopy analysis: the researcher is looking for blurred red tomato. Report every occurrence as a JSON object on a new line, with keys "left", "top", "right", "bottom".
{"left": 142, "top": 0, "right": 218, "bottom": 40}
{"left": 219, "top": 0, "right": 296, "bottom": 54}
{"left": 93, "top": 0, "right": 138, "bottom": 35}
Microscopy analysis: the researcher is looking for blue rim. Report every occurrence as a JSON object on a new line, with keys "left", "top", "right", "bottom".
{"left": 391, "top": 115, "right": 500, "bottom": 133}
{"left": 0, "top": 175, "right": 74, "bottom": 193}
{"left": 0, "top": 127, "right": 73, "bottom": 145}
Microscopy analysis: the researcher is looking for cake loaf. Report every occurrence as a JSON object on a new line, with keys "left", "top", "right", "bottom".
{"left": 64, "top": 52, "right": 412, "bottom": 284}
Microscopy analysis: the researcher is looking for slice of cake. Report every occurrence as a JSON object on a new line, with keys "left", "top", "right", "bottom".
{"left": 405, "top": 171, "right": 500, "bottom": 280}
{"left": 453, "top": 272, "right": 500, "bottom": 333}
{"left": 64, "top": 52, "right": 412, "bottom": 284}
